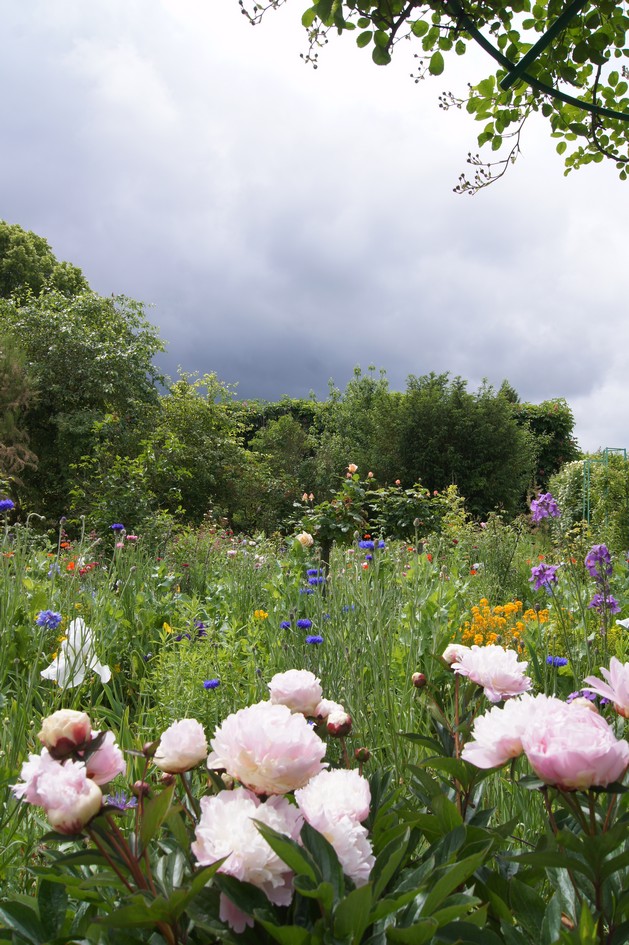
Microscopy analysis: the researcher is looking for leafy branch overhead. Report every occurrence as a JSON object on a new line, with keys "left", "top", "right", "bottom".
{"left": 240, "top": 0, "right": 629, "bottom": 192}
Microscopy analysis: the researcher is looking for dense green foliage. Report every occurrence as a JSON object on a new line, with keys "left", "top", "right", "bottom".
{"left": 241, "top": 1, "right": 629, "bottom": 191}
{"left": 0, "top": 220, "right": 87, "bottom": 298}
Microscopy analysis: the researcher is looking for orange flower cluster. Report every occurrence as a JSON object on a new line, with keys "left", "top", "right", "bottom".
{"left": 457, "top": 598, "right": 548, "bottom": 651}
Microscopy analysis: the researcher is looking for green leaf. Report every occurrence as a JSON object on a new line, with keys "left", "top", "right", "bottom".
{"left": 301, "top": 822, "right": 345, "bottom": 898}
{"left": 420, "top": 849, "right": 490, "bottom": 916}
{"left": 372, "top": 45, "right": 391, "bottom": 65}
{"left": 372, "top": 829, "right": 411, "bottom": 898}
{"left": 386, "top": 918, "right": 439, "bottom": 944}
{"left": 258, "top": 919, "right": 313, "bottom": 945}
{"left": 301, "top": 7, "right": 317, "bottom": 27}
{"left": 255, "top": 821, "right": 317, "bottom": 882}
{"left": 37, "top": 881, "right": 68, "bottom": 941}
{"left": 509, "top": 878, "right": 546, "bottom": 940}
{"left": 411, "top": 19, "right": 429, "bottom": 37}
{"left": 357, "top": 30, "right": 373, "bottom": 47}
{"left": 139, "top": 782, "right": 174, "bottom": 852}
{"left": 0, "top": 901, "right": 46, "bottom": 945}
{"left": 429, "top": 51, "right": 444, "bottom": 75}
{"left": 334, "top": 883, "right": 373, "bottom": 941}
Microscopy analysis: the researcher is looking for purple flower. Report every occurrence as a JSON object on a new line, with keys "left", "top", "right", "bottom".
{"left": 104, "top": 791, "right": 138, "bottom": 811}
{"left": 529, "top": 562, "right": 559, "bottom": 591}
{"left": 588, "top": 594, "right": 621, "bottom": 615}
{"left": 203, "top": 678, "right": 220, "bottom": 690}
{"left": 300, "top": 588, "right": 314, "bottom": 595}
{"left": 567, "top": 689, "right": 598, "bottom": 704}
{"left": 280, "top": 620, "right": 291, "bottom": 630}
{"left": 546, "top": 655, "right": 568, "bottom": 667}
{"left": 35, "top": 610, "right": 63, "bottom": 630}
{"left": 585, "top": 545, "right": 612, "bottom": 581}
{"left": 0, "top": 498, "right": 15, "bottom": 513}
{"left": 365, "top": 554, "right": 373, "bottom": 561}
{"left": 306, "top": 569, "right": 320, "bottom": 576}
{"left": 306, "top": 635, "right": 324, "bottom": 644}
{"left": 308, "top": 576, "right": 325, "bottom": 586}
{"left": 297, "top": 619, "right": 312, "bottom": 630}
{"left": 530, "top": 492, "right": 560, "bottom": 522}
{"left": 110, "top": 523, "right": 125, "bottom": 532}
{"left": 359, "top": 540, "right": 375, "bottom": 550}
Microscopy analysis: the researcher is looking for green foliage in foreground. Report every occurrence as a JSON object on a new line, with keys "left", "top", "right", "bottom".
{"left": 1, "top": 499, "right": 629, "bottom": 942}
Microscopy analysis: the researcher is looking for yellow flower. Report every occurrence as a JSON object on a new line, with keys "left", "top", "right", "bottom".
{"left": 163, "top": 622, "right": 173, "bottom": 634}
{"left": 254, "top": 609, "right": 269, "bottom": 620}
{"left": 75, "top": 603, "right": 82, "bottom": 610}
{"left": 114, "top": 664, "right": 121, "bottom": 673}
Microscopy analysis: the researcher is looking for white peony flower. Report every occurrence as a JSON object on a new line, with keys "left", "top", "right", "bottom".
{"left": 268, "top": 669, "right": 323, "bottom": 716}
{"left": 154, "top": 719, "right": 208, "bottom": 773}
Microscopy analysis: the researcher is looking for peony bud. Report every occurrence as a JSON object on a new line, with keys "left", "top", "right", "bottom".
{"left": 132, "top": 780, "right": 151, "bottom": 798}
{"left": 302, "top": 493, "right": 309, "bottom": 502}
{"left": 38, "top": 710, "right": 92, "bottom": 757}
{"left": 412, "top": 672, "right": 427, "bottom": 689}
{"left": 354, "top": 746, "right": 371, "bottom": 763}
{"left": 327, "top": 710, "right": 352, "bottom": 738}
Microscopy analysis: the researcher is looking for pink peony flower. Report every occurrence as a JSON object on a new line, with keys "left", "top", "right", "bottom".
{"left": 326, "top": 710, "right": 352, "bottom": 738}
{"left": 192, "top": 788, "right": 303, "bottom": 932}
{"left": 462, "top": 694, "right": 560, "bottom": 769}
{"left": 313, "top": 698, "right": 346, "bottom": 721}
{"left": 84, "top": 731, "right": 126, "bottom": 784}
{"left": 15, "top": 755, "right": 102, "bottom": 833}
{"left": 154, "top": 719, "right": 208, "bottom": 773}
{"left": 12, "top": 748, "right": 61, "bottom": 804}
{"left": 521, "top": 702, "right": 629, "bottom": 790}
{"left": 207, "top": 701, "right": 326, "bottom": 795}
{"left": 452, "top": 644, "right": 532, "bottom": 701}
{"left": 294, "top": 769, "right": 371, "bottom": 824}
{"left": 583, "top": 657, "right": 629, "bottom": 718}
{"left": 268, "top": 669, "right": 323, "bottom": 716}
{"left": 38, "top": 709, "right": 92, "bottom": 756}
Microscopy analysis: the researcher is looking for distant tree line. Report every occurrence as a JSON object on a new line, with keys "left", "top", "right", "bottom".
{"left": 0, "top": 220, "right": 580, "bottom": 535}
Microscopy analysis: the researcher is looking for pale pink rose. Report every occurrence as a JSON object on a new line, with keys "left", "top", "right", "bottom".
{"left": 584, "top": 657, "right": 629, "bottom": 718}
{"left": 84, "top": 731, "right": 126, "bottom": 784}
{"left": 38, "top": 709, "right": 92, "bottom": 755}
{"left": 295, "top": 769, "right": 371, "bottom": 824}
{"left": 462, "top": 694, "right": 560, "bottom": 769}
{"left": 452, "top": 644, "right": 532, "bottom": 701}
{"left": 521, "top": 703, "right": 629, "bottom": 790}
{"left": 296, "top": 531, "right": 314, "bottom": 548}
{"left": 347, "top": 463, "right": 358, "bottom": 474}
{"left": 207, "top": 701, "right": 326, "bottom": 795}
{"left": 24, "top": 756, "right": 102, "bottom": 833}
{"left": 192, "top": 788, "right": 303, "bottom": 931}
{"left": 12, "top": 748, "right": 60, "bottom": 804}
{"left": 442, "top": 643, "right": 471, "bottom": 665}
{"left": 268, "top": 669, "right": 323, "bottom": 716}
{"left": 314, "top": 698, "right": 346, "bottom": 721}
{"left": 154, "top": 719, "right": 208, "bottom": 773}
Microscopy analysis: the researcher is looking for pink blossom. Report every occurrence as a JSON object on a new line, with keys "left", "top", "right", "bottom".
{"left": 294, "top": 769, "right": 371, "bottom": 823}
{"left": 313, "top": 698, "right": 346, "bottom": 721}
{"left": 452, "top": 644, "right": 532, "bottom": 701}
{"left": 268, "top": 669, "right": 323, "bottom": 717}
{"left": 521, "top": 702, "right": 629, "bottom": 790}
{"left": 38, "top": 709, "right": 92, "bottom": 755}
{"left": 192, "top": 788, "right": 303, "bottom": 932}
{"left": 207, "top": 701, "right": 326, "bottom": 795}
{"left": 15, "top": 755, "right": 102, "bottom": 833}
{"left": 583, "top": 657, "right": 629, "bottom": 718}
{"left": 462, "top": 694, "right": 559, "bottom": 768}
{"left": 84, "top": 731, "right": 126, "bottom": 784}
{"left": 154, "top": 719, "right": 208, "bottom": 773}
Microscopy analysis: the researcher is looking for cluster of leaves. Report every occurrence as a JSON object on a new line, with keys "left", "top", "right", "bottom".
{"left": 241, "top": 0, "right": 629, "bottom": 190}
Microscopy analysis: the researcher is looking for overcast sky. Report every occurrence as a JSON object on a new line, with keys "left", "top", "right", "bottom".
{"left": 0, "top": 0, "right": 627, "bottom": 453}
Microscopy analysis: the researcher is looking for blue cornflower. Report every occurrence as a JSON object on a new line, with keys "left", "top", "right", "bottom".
{"left": 323, "top": 613, "right": 331, "bottom": 620}
{"left": 297, "top": 619, "right": 312, "bottom": 630}
{"left": 280, "top": 620, "right": 291, "bottom": 630}
{"left": 47, "top": 562, "right": 61, "bottom": 578}
{"left": 110, "top": 523, "right": 125, "bottom": 532}
{"left": 306, "top": 569, "right": 320, "bottom": 576}
{"left": 546, "top": 655, "right": 568, "bottom": 667}
{"left": 308, "top": 576, "right": 325, "bottom": 585}
{"left": 300, "top": 587, "right": 314, "bottom": 595}
{"left": 364, "top": 554, "right": 373, "bottom": 561}
{"left": 203, "top": 678, "right": 220, "bottom": 690}
{"left": 359, "top": 540, "right": 375, "bottom": 550}
{"left": 0, "top": 498, "right": 15, "bottom": 513}
{"left": 104, "top": 791, "right": 138, "bottom": 811}
{"left": 306, "top": 635, "right": 324, "bottom": 644}
{"left": 35, "top": 610, "right": 63, "bottom": 630}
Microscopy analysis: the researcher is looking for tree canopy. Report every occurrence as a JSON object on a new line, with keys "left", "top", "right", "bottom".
{"left": 242, "top": 0, "right": 629, "bottom": 191}
{"left": 0, "top": 220, "right": 88, "bottom": 297}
